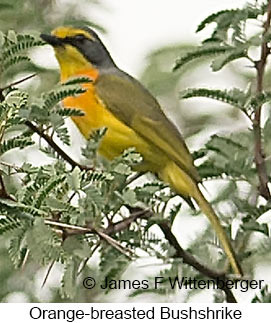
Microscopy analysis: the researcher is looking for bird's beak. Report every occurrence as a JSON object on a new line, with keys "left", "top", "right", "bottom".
{"left": 40, "top": 33, "right": 63, "bottom": 47}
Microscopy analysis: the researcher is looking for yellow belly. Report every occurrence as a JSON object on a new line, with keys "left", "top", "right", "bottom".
{"left": 63, "top": 82, "right": 168, "bottom": 172}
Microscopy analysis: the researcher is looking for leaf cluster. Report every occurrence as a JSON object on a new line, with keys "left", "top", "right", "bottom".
{"left": 174, "top": 2, "right": 268, "bottom": 73}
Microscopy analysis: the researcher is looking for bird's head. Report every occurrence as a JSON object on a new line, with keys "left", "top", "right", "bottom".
{"left": 40, "top": 26, "right": 115, "bottom": 79}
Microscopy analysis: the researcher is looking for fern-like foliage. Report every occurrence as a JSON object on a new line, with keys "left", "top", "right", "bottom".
{"left": 180, "top": 87, "right": 247, "bottom": 110}
{"left": 173, "top": 45, "right": 236, "bottom": 71}
{"left": 23, "top": 77, "right": 92, "bottom": 146}
{"left": 252, "top": 285, "right": 271, "bottom": 303}
{"left": 81, "top": 127, "right": 108, "bottom": 162}
{"left": 62, "top": 76, "right": 93, "bottom": 86}
{"left": 174, "top": 2, "right": 268, "bottom": 73}
{"left": 0, "top": 216, "right": 22, "bottom": 234}
{"left": 55, "top": 107, "right": 85, "bottom": 117}
{"left": 0, "top": 135, "right": 34, "bottom": 155}
{"left": 196, "top": 2, "right": 267, "bottom": 44}
{"left": 26, "top": 218, "right": 66, "bottom": 265}
{"left": 0, "top": 31, "right": 44, "bottom": 73}
{"left": 42, "top": 85, "right": 86, "bottom": 111}
{"left": 195, "top": 132, "right": 255, "bottom": 181}
{"left": 8, "top": 228, "right": 28, "bottom": 268}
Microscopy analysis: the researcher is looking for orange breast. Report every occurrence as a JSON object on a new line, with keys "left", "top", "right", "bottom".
{"left": 61, "top": 68, "right": 148, "bottom": 160}
{"left": 61, "top": 68, "right": 168, "bottom": 169}
{"left": 62, "top": 68, "right": 104, "bottom": 137}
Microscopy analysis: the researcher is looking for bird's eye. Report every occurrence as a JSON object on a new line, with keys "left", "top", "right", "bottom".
{"left": 74, "top": 34, "right": 86, "bottom": 41}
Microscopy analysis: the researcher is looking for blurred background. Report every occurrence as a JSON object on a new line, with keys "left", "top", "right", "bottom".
{"left": 1, "top": 0, "right": 269, "bottom": 303}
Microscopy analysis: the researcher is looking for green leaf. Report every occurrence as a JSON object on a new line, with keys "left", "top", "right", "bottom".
{"left": 2, "top": 55, "right": 30, "bottom": 71}
{"left": 79, "top": 185, "right": 104, "bottom": 221}
{"left": 2, "top": 37, "right": 43, "bottom": 65}
{"left": 0, "top": 216, "right": 22, "bottom": 234}
{"left": 180, "top": 87, "right": 246, "bottom": 109}
{"left": 62, "top": 76, "right": 93, "bottom": 85}
{"left": 34, "top": 175, "right": 66, "bottom": 209}
{"left": 55, "top": 107, "right": 85, "bottom": 117}
{"left": 196, "top": 132, "right": 255, "bottom": 181}
{"left": 0, "top": 136, "right": 34, "bottom": 156}
{"left": 0, "top": 3, "right": 13, "bottom": 10}
{"left": 174, "top": 45, "right": 234, "bottom": 71}
{"left": 241, "top": 221, "right": 269, "bottom": 236}
{"left": 118, "top": 189, "right": 138, "bottom": 206}
{"left": 81, "top": 127, "right": 107, "bottom": 160}
{"left": 42, "top": 85, "right": 86, "bottom": 110}
{"left": 252, "top": 286, "right": 271, "bottom": 303}
{"left": 196, "top": 9, "right": 235, "bottom": 33}
{"left": 112, "top": 163, "right": 131, "bottom": 175}
{"left": 111, "top": 148, "right": 142, "bottom": 171}
{"left": 67, "top": 167, "right": 81, "bottom": 191}
{"left": 84, "top": 171, "right": 114, "bottom": 184}
{"left": 8, "top": 228, "right": 27, "bottom": 268}
{"left": 60, "top": 257, "right": 80, "bottom": 299}
{"left": 211, "top": 49, "right": 247, "bottom": 71}
{"left": 55, "top": 125, "right": 70, "bottom": 146}
{"left": 26, "top": 218, "right": 65, "bottom": 265}
{"left": 63, "top": 236, "right": 91, "bottom": 259}
{"left": 28, "top": 104, "right": 50, "bottom": 122}
{"left": 135, "top": 182, "right": 166, "bottom": 204}
{"left": 250, "top": 91, "right": 271, "bottom": 108}
{"left": 99, "top": 248, "right": 129, "bottom": 293}
{"left": 196, "top": 3, "right": 266, "bottom": 44}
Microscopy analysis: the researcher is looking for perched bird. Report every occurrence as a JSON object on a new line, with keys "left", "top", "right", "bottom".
{"left": 40, "top": 26, "right": 242, "bottom": 276}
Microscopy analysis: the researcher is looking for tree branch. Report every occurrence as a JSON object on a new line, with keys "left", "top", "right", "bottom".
{"left": 158, "top": 221, "right": 237, "bottom": 303}
{"left": 0, "top": 74, "right": 37, "bottom": 102}
{"left": 1, "top": 73, "right": 37, "bottom": 91}
{"left": 0, "top": 74, "right": 92, "bottom": 172}
{"left": 253, "top": 1, "right": 271, "bottom": 200}
{"left": 46, "top": 206, "right": 237, "bottom": 303}
{"left": 25, "top": 120, "right": 93, "bottom": 171}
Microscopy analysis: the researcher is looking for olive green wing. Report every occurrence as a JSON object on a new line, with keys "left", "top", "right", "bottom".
{"left": 95, "top": 70, "right": 200, "bottom": 182}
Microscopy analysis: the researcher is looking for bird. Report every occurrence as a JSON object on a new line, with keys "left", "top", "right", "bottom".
{"left": 40, "top": 26, "right": 243, "bottom": 276}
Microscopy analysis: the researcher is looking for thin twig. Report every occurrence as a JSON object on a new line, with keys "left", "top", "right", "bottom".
{"left": 0, "top": 73, "right": 37, "bottom": 91}
{"left": 77, "top": 243, "right": 101, "bottom": 276}
{"left": 41, "top": 260, "right": 55, "bottom": 288}
{"left": 125, "top": 173, "right": 145, "bottom": 186}
{"left": 96, "top": 230, "right": 133, "bottom": 260}
{"left": 20, "top": 249, "right": 30, "bottom": 271}
{"left": 0, "top": 74, "right": 37, "bottom": 104}
{"left": 0, "top": 161, "right": 22, "bottom": 172}
{"left": 253, "top": 1, "right": 271, "bottom": 200}
{"left": 158, "top": 221, "right": 237, "bottom": 303}
{"left": 106, "top": 207, "right": 152, "bottom": 235}
{"left": 44, "top": 219, "right": 93, "bottom": 233}
{"left": 25, "top": 120, "right": 93, "bottom": 171}
{"left": 44, "top": 219, "right": 134, "bottom": 259}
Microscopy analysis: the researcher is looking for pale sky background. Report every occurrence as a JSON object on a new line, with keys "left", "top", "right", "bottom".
{"left": 89, "top": 0, "right": 249, "bottom": 75}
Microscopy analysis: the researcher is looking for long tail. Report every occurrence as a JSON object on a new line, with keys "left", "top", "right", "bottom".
{"left": 159, "top": 161, "right": 243, "bottom": 276}
{"left": 193, "top": 185, "right": 243, "bottom": 276}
